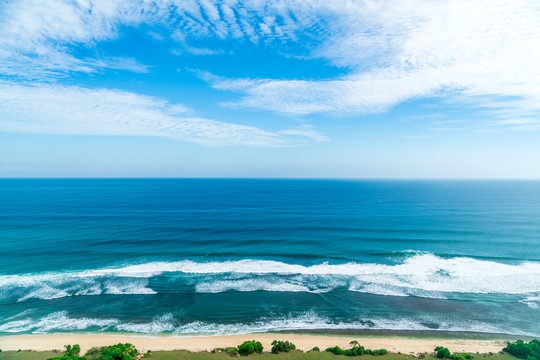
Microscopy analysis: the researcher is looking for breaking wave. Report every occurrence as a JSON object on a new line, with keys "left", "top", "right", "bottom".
{"left": 1, "top": 253, "right": 539, "bottom": 303}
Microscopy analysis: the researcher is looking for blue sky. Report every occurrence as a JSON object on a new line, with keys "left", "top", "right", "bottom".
{"left": 1, "top": 0, "right": 540, "bottom": 178}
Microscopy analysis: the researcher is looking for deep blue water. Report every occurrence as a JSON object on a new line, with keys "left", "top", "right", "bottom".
{"left": 0, "top": 179, "right": 539, "bottom": 336}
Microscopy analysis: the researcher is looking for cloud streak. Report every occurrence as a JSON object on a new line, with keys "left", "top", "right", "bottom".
{"left": 0, "top": 81, "right": 327, "bottom": 146}
{"left": 192, "top": 0, "right": 540, "bottom": 121}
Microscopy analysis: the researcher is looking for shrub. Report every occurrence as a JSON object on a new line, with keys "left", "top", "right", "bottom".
{"left": 271, "top": 340, "right": 296, "bottom": 354}
{"left": 85, "top": 343, "right": 138, "bottom": 360}
{"left": 452, "top": 354, "right": 473, "bottom": 360}
{"left": 237, "top": 341, "right": 263, "bottom": 356}
{"left": 504, "top": 340, "right": 540, "bottom": 360}
{"left": 311, "top": 347, "right": 320, "bottom": 352}
{"left": 434, "top": 347, "right": 474, "bottom": 360}
{"left": 326, "top": 343, "right": 388, "bottom": 357}
{"left": 436, "top": 347, "right": 451, "bottom": 359}
{"left": 326, "top": 346, "right": 345, "bottom": 355}
{"left": 47, "top": 345, "right": 86, "bottom": 360}
{"left": 66, "top": 345, "right": 81, "bottom": 357}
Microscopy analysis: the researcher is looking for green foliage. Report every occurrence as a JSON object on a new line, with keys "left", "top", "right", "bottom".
{"left": 237, "top": 341, "right": 263, "bottom": 356}
{"left": 47, "top": 344, "right": 139, "bottom": 360}
{"left": 65, "top": 346, "right": 81, "bottom": 358}
{"left": 83, "top": 344, "right": 138, "bottom": 360}
{"left": 271, "top": 341, "right": 296, "bottom": 354}
{"left": 503, "top": 340, "right": 540, "bottom": 360}
{"left": 452, "top": 354, "right": 473, "bottom": 360}
{"left": 434, "top": 346, "right": 473, "bottom": 360}
{"left": 47, "top": 345, "right": 86, "bottom": 360}
{"left": 436, "top": 347, "right": 451, "bottom": 359}
{"left": 325, "top": 347, "right": 345, "bottom": 355}
{"left": 311, "top": 347, "right": 320, "bottom": 352}
{"left": 325, "top": 343, "right": 387, "bottom": 357}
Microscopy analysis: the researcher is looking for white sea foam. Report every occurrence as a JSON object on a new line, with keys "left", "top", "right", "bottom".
{"left": 103, "top": 280, "right": 157, "bottom": 295}
{"left": 196, "top": 278, "right": 312, "bottom": 293}
{"left": 520, "top": 295, "right": 540, "bottom": 309}
{"left": 116, "top": 314, "right": 175, "bottom": 333}
{"left": 1, "top": 254, "right": 539, "bottom": 302}
{"left": 0, "top": 311, "right": 536, "bottom": 336}
{"left": 17, "top": 285, "right": 70, "bottom": 302}
{"left": 0, "top": 312, "right": 118, "bottom": 333}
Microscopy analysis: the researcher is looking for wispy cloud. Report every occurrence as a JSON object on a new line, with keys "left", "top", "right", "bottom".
{"left": 187, "top": 0, "right": 540, "bottom": 121}
{"left": 0, "top": 81, "right": 322, "bottom": 146}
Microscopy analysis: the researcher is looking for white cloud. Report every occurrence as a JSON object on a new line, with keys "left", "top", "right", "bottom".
{"left": 2, "top": 0, "right": 539, "bottom": 129}
{"left": 191, "top": 0, "right": 540, "bottom": 121}
{"left": 0, "top": 81, "right": 323, "bottom": 146}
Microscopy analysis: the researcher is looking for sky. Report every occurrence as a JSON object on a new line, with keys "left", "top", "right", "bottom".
{"left": 1, "top": 0, "right": 540, "bottom": 178}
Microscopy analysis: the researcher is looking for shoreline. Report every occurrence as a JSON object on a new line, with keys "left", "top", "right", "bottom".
{"left": 0, "top": 333, "right": 514, "bottom": 355}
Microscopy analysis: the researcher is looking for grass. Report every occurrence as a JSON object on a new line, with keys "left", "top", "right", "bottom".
{"left": 0, "top": 351, "right": 59, "bottom": 360}
{"left": 0, "top": 350, "right": 519, "bottom": 360}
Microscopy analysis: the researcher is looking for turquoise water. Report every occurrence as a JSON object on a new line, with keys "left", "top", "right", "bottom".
{"left": 0, "top": 179, "right": 539, "bottom": 336}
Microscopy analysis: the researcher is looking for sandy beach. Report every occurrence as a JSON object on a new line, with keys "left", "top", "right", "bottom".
{"left": 0, "top": 334, "right": 508, "bottom": 354}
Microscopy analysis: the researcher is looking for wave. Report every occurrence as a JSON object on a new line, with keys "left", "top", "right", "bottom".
{"left": 0, "top": 312, "right": 118, "bottom": 333}
{"left": 520, "top": 294, "right": 540, "bottom": 309}
{"left": 0, "top": 311, "right": 536, "bottom": 337}
{"left": 1, "top": 254, "right": 539, "bottom": 303}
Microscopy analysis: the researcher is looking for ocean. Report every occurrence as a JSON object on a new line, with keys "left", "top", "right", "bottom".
{"left": 0, "top": 179, "right": 539, "bottom": 337}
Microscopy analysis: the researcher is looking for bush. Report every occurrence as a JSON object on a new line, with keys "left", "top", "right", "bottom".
{"left": 311, "top": 347, "right": 320, "bottom": 352}
{"left": 504, "top": 340, "right": 540, "bottom": 360}
{"left": 452, "top": 354, "right": 473, "bottom": 360}
{"left": 237, "top": 341, "right": 263, "bottom": 356}
{"left": 436, "top": 347, "right": 451, "bottom": 359}
{"left": 85, "top": 343, "right": 138, "bottom": 360}
{"left": 271, "top": 341, "right": 296, "bottom": 354}
{"left": 325, "top": 343, "right": 388, "bottom": 357}
{"left": 326, "top": 346, "right": 345, "bottom": 355}
{"left": 47, "top": 345, "right": 86, "bottom": 360}
{"left": 434, "top": 346, "right": 474, "bottom": 360}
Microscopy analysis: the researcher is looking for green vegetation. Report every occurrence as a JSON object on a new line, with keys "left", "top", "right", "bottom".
{"left": 237, "top": 341, "right": 263, "bottom": 356}
{"left": 311, "top": 349, "right": 320, "bottom": 353}
{"left": 44, "top": 344, "right": 139, "bottom": 360}
{"left": 46, "top": 345, "right": 84, "bottom": 360}
{"left": 325, "top": 342, "right": 388, "bottom": 357}
{"left": 271, "top": 341, "right": 296, "bottom": 354}
{"left": 434, "top": 347, "right": 472, "bottom": 360}
{"left": 435, "top": 347, "right": 451, "bottom": 359}
{"left": 503, "top": 340, "right": 540, "bottom": 360}
{"left": 0, "top": 348, "right": 520, "bottom": 360}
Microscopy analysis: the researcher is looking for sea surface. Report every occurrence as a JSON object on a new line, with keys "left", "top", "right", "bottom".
{"left": 1, "top": 179, "right": 539, "bottom": 337}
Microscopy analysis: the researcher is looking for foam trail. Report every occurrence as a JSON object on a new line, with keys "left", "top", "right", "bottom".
{"left": 520, "top": 295, "right": 540, "bottom": 309}
{"left": 0, "top": 311, "right": 537, "bottom": 337}
{"left": 0, "top": 312, "right": 118, "bottom": 333}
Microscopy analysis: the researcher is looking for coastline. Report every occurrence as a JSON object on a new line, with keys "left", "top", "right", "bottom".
{"left": 0, "top": 333, "right": 512, "bottom": 354}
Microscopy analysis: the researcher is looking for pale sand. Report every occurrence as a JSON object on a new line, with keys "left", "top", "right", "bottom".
{"left": 0, "top": 334, "right": 507, "bottom": 355}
